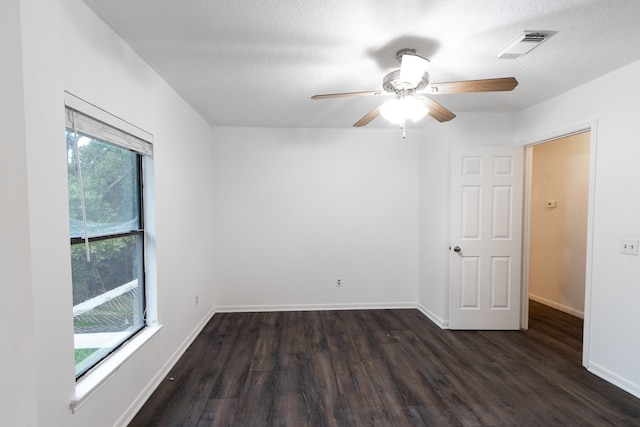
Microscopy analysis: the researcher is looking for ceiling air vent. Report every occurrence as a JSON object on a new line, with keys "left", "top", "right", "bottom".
{"left": 495, "top": 31, "right": 557, "bottom": 59}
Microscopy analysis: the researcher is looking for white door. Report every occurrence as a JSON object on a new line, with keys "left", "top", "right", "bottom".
{"left": 449, "top": 146, "right": 523, "bottom": 330}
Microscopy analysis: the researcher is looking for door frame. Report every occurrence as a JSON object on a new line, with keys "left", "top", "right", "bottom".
{"left": 520, "top": 120, "right": 598, "bottom": 368}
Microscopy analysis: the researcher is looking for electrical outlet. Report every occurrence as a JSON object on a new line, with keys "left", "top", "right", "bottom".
{"left": 195, "top": 294, "right": 199, "bottom": 305}
{"left": 336, "top": 277, "right": 342, "bottom": 287}
{"left": 620, "top": 238, "right": 639, "bottom": 256}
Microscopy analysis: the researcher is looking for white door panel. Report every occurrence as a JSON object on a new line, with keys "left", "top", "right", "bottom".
{"left": 449, "top": 146, "right": 523, "bottom": 330}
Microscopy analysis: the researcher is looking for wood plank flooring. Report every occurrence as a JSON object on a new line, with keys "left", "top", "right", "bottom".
{"left": 129, "top": 301, "right": 640, "bottom": 426}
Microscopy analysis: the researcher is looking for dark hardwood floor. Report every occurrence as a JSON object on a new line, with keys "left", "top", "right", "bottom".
{"left": 129, "top": 301, "right": 640, "bottom": 426}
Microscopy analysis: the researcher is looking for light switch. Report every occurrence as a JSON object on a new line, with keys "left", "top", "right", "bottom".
{"left": 546, "top": 200, "right": 557, "bottom": 208}
{"left": 620, "top": 238, "right": 639, "bottom": 256}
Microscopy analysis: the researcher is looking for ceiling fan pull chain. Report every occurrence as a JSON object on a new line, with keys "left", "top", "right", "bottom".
{"left": 402, "top": 120, "right": 406, "bottom": 139}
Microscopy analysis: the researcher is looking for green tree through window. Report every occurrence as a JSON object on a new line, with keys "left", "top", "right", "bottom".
{"left": 67, "top": 126, "right": 145, "bottom": 378}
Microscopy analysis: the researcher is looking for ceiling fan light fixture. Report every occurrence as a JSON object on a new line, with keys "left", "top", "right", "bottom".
{"left": 380, "top": 92, "right": 429, "bottom": 125}
{"left": 399, "top": 53, "right": 430, "bottom": 87}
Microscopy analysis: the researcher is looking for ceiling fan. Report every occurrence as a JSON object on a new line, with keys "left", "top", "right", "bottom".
{"left": 312, "top": 49, "right": 518, "bottom": 133}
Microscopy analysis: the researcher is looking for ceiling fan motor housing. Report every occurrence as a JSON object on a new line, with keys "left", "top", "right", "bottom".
{"left": 383, "top": 69, "right": 430, "bottom": 92}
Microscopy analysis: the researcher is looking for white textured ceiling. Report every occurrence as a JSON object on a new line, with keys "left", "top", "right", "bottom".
{"left": 82, "top": 0, "right": 640, "bottom": 129}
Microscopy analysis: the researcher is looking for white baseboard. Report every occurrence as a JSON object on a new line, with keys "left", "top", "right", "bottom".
{"left": 416, "top": 303, "right": 449, "bottom": 329}
{"left": 215, "top": 301, "right": 417, "bottom": 313}
{"left": 587, "top": 361, "right": 640, "bottom": 400}
{"left": 529, "top": 294, "right": 584, "bottom": 319}
{"left": 116, "top": 306, "right": 216, "bottom": 427}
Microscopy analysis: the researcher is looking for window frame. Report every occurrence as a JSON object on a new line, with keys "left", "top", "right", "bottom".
{"left": 65, "top": 93, "right": 154, "bottom": 380}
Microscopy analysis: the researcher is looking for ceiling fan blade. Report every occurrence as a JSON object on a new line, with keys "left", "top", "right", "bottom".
{"left": 311, "top": 91, "right": 383, "bottom": 100}
{"left": 399, "top": 53, "right": 430, "bottom": 88}
{"left": 353, "top": 104, "right": 382, "bottom": 127}
{"left": 424, "top": 77, "right": 518, "bottom": 94}
{"left": 423, "top": 97, "right": 456, "bottom": 122}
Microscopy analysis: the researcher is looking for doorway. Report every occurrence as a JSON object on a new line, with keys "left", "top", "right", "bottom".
{"left": 522, "top": 127, "right": 595, "bottom": 366}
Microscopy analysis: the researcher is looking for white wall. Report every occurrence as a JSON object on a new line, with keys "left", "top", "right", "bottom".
{"left": 20, "top": 0, "right": 76, "bottom": 424}
{"left": 0, "top": 1, "right": 39, "bottom": 425}
{"left": 417, "top": 113, "right": 515, "bottom": 325}
{"left": 516, "top": 59, "right": 640, "bottom": 397}
{"left": 529, "top": 133, "right": 590, "bottom": 317}
{"left": 9, "top": 0, "right": 217, "bottom": 425}
{"left": 210, "top": 126, "right": 420, "bottom": 310}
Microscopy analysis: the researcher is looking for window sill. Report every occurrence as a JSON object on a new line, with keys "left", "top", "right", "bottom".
{"left": 70, "top": 324, "right": 162, "bottom": 414}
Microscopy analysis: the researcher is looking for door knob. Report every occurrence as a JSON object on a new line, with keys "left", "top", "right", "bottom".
{"left": 453, "top": 246, "right": 461, "bottom": 252}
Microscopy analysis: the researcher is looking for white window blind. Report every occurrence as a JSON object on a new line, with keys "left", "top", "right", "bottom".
{"left": 64, "top": 92, "right": 153, "bottom": 157}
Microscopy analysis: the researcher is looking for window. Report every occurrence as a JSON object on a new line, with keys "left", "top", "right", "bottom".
{"left": 65, "top": 101, "right": 152, "bottom": 379}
